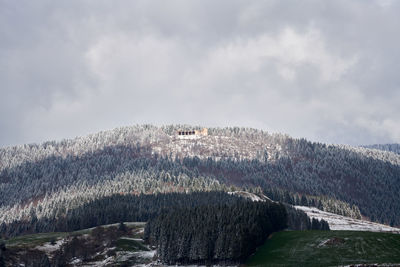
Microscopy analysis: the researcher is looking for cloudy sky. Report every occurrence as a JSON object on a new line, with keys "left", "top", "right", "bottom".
{"left": 1, "top": 0, "right": 399, "bottom": 147}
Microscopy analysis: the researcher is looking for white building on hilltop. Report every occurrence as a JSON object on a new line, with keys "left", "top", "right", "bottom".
{"left": 177, "top": 128, "right": 208, "bottom": 136}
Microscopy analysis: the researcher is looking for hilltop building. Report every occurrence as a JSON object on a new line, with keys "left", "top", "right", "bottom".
{"left": 177, "top": 128, "right": 208, "bottom": 136}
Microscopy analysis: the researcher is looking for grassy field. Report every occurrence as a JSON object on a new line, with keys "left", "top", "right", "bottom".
{"left": 116, "top": 237, "right": 149, "bottom": 252}
{"left": 4, "top": 222, "right": 146, "bottom": 248}
{"left": 5, "top": 231, "right": 69, "bottom": 248}
{"left": 246, "top": 230, "right": 400, "bottom": 267}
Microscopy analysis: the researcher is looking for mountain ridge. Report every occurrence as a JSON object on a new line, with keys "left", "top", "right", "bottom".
{"left": 362, "top": 143, "right": 400, "bottom": 155}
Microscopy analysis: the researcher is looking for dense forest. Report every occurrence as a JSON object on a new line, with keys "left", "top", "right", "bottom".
{"left": 144, "top": 201, "right": 288, "bottom": 264}
{"left": 0, "top": 125, "right": 399, "bottom": 238}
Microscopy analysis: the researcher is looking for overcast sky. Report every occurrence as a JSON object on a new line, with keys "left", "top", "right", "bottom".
{"left": 1, "top": 0, "right": 399, "bottom": 147}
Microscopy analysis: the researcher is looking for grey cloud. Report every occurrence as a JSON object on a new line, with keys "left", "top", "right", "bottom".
{"left": 1, "top": 0, "right": 399, "bottom": 147}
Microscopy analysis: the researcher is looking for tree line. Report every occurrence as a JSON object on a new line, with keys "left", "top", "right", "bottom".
{"left": 0, "top": 191, "right": 328, "bottom": 240}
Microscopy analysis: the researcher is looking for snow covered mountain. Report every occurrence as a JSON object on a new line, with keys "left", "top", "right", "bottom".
{"left": 1, "top": 125, "right": 400, "bottom": 237}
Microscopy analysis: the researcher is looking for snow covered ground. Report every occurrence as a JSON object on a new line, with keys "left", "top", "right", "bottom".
{"left": 228, "top": 191, "right": 267, "bottom": 202}
{"left": 36, "top": 239, "right": 65, "bottom": 254}
{"left": 295, "top": 205, "right": 400, "bottom": 233}
{"left": 132, "top": 249, "right": 156, "bottom": 259}
{"left": 151, "top": 134, "right": 271, "bottom": 161}
{"left": 228, "top": 191, "right": 275, "bottom": 202}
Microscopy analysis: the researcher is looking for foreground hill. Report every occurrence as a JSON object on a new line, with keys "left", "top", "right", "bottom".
{"left": 1, "top": 222, "right": 154, "bottom": 266}
{"left": 1, "top": 125, "right": 400, "bottom": 237}
{"left": 4, "top": 228, "right": 400, "bottom": 266}
{"left": 0, "top": 192, "right": 295, "bottom": 266}
{"left": 246, "top": 230, "right": 400, "bottom": 267}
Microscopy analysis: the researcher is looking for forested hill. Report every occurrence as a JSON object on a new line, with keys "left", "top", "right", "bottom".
{"left": 362, "top": 144, "right": 400, "bottom": 155}
{"left": 1, "top": 125, "right": 400, "bottom": 236}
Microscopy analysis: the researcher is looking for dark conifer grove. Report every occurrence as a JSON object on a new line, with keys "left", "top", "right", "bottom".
{"left": 144, "top": 200, "right": 287, "bottom": 264}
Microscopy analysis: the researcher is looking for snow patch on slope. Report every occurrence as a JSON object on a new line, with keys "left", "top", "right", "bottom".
{"left": 36, "top": 239, "right": 65, "bottom": 254}
{"left": 296, "top": 205, "right": 400, "bottom": 233}
{"left": 228, "top": 191, "right": 272, "bottom": 202}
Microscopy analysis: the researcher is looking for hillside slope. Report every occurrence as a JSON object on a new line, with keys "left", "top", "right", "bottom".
{"left": 1, "top": 125, "right": 400, "bottom": 236}
{"left": 246, "top": 230, "right": 400, "bottom": 267}
{"left": 295, "top": 206, "right": 400, "bottom": 233}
